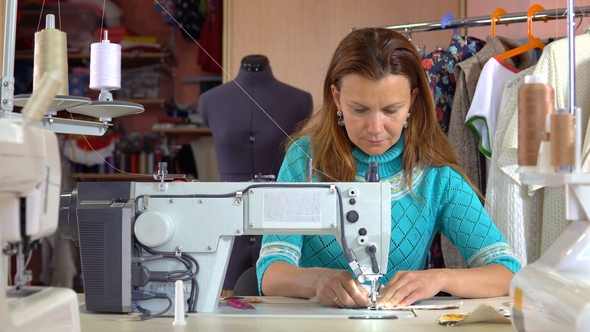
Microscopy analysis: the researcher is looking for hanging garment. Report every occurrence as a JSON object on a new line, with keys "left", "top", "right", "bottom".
{"left": 449, "top": 35, "right": 533, "bottom": 195}
{"left": 422, "top": 35, "right": 486, "bottom": 134}
{"left": 422, "top": 35, "right": 485, "bottom": 270}
{"left": 197, "top": 0, "right": 222, "bottom": 72}
{"left": 443, "top": 36, "right": 533, "bottom": 269}
{"left": 466, "top": 56, "right": 522, "bottom": 160}
{"left": 173, "top": 0, "right": 206, "bottom": 41}
{"left": 487, "top": 66, "right": 544, "bottom": 266}
{"left": 528, "top": 29, "right": 590, "bottom": 253}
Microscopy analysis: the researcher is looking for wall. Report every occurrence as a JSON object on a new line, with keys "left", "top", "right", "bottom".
{"left": 466, "top": 0, "right": 590, "bottom": 41}
{"left": 226, "top": 0, "right": 461, "bottom": 110}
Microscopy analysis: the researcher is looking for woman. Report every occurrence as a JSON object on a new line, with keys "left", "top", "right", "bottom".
{"left": 256, "top": 28, "right": 520, "bottom": 309}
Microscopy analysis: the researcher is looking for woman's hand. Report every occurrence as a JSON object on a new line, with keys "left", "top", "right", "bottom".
{"left": 378, "top": 269, "right": 447, "bottom": 308}
{"left": 315, "top": 269, "right": 372, "bottom": 308}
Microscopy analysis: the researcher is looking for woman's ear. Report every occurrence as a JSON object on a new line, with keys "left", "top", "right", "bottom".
{"left": 331, "top": 84, "right": 341, "bottom": 110}
{"left": 411, "top": 88, "right": 419, "bottom": 104}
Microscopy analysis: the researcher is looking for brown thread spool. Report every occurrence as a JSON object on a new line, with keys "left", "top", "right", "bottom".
{"left": 518, "top": 75, "right": 555, "bottom": 168}
{"left": 550, "top": 110, "right": 575, "bottom": 172}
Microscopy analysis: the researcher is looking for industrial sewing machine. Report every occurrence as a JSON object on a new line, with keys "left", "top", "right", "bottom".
{"left": 510, "top": 174, "right": 590, "bottom": 331}
{"left": 0, "top": 73, "right": 80, "bottom": 331}
{"left": 58, "top": 173, "right": 391, "bottom": 315}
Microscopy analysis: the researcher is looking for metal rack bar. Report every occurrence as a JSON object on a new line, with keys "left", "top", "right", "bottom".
{"left": 380, "top": 6, "right": 590, "bottom": 33}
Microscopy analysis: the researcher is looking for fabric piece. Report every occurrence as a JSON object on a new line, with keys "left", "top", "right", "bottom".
{"left": 256, "top": 134, "right": 521, "bottom": 294}
{"left": 444, "top": 35, "right": 533, "bottom": 269}
{"left": 197, "top": 0, "right": 221, "bottom": 72}
{"left": 62, "top": 138, "right": 116, "bottom": 166}
{"left": 466, "top": 56, "right": 519, "bottom": 159}
{"left": 173, "top": 0, "right": 206, "bottom": 41}
{"left": 486, "top": 66, "right": 544, "bottom": 266}
{"left": 422, "top": 35, "right": 486, "bottom": 134}
{"left": 531, "top": 32, "right": 590, "bottom": 253}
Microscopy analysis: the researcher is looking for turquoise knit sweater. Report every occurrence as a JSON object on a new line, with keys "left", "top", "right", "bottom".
{"left": 256, "top": 134, "right": 521, "bottom": 294}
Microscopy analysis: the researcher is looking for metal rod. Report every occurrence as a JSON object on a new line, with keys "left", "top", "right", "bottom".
{"left": 380, "top": 6, "right": 590, "bottom": 33}
{"left": 566, "top": 0, "right": 581, "bottom": 172}
{"left": 1, "top": 0, "right": 17, "bottom": 114}
{"left": 2, "top": 0, "right": 16, "bottom": 80}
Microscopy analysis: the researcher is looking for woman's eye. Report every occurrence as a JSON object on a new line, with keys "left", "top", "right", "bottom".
{"left": 384, "top": 109, "right": 398, "bottom": 115}
{"left": 354, "top": 108, "right": 368, "bottom": 114}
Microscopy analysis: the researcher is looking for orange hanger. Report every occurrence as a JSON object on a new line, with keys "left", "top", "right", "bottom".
{"left": 497, "top": 4, "right": 547, "bottom": 61}
{"left": 491, "top": 8, "right": 508, "bottom": 37}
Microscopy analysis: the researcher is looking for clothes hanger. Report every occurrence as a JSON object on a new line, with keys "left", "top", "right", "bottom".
{"left": 497, "top": 4, "right": 547, "bottom": 61}
{"left": 441, "top": 13, "right": 458, "bottom": 35}
{"left": 491, "top": 7, "right": 508, "bottom": 37}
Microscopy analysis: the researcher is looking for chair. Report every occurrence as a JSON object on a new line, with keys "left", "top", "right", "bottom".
{"left": 231, "top": 266, "right": 259, "bottom": 296}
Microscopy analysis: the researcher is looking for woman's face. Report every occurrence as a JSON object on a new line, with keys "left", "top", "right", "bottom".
{"left": 332, "top": 73, "right": 417, "bottom": 156}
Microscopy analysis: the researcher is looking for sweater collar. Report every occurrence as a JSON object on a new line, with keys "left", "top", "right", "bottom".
{"left": 352, "top": 133, "right": 404, "bottom": 179}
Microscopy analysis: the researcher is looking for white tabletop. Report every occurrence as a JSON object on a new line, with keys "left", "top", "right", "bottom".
{"left": 79, "top": 295, "right": 516, "bottom": 332}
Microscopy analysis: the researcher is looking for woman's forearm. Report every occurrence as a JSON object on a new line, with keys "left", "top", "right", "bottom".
{"left": 439, "top": 264, "right": 514, "bottom": 298}
{"left": 261, "top": 261, "right": 339, "bottom": 298}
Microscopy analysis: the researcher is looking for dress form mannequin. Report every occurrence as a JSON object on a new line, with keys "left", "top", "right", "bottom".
{"left": 198, "top": 54, "right": 313, "bottom": 290}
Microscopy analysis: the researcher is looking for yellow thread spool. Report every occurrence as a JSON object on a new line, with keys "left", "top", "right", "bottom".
{"left": 33, "top": 14, "right": 68, "bottom": 96}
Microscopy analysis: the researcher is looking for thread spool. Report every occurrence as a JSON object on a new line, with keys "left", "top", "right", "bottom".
{"left": 550, "top": 109, "right": 575, "bottom": 173}
{"left": 90, "top": 30, "right": 122, "bottom": 92}
{"left": 33, "top": 14, "right": 69, "bottom": 96}
{"left": 517, "top": 75, "right": 555, "bottom": 171}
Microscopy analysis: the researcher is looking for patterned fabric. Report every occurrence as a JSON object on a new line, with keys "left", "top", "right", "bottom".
{"left": 172, "top": 0, "right": 206, "bottom": 41}
{"left": 443, "top": 36, "right": 533, "bottom": 270}
{"left": 487, "top": 66, "right": 544, "bottom": 266}
{"left": 256, "top": 134, "right": 521, "bottom": 294}
{"left": 422, "top": 35, "right": 486, "bottom": 134}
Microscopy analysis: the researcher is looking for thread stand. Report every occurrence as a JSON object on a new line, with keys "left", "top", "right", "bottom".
{"left": 67, "top": 99, "right": 144, "bottom": 123}
{"left": 67, "top": 31, "right": 144, "bottom": 123}
{"left": 11, "top": 94, "right": 112, "bottom": 135}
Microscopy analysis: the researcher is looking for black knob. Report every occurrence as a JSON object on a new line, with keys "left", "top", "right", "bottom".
{"left": 349, "top": 198, "right": 356, "bottom": 205}
{"left": 346, "top": 210, "right": 359, "bottom": 223}
{"left": 358, "top": 228, "right": 367, "bottom": 236}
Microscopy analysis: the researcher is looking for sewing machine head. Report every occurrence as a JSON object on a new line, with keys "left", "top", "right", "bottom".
{"left": 59, "top": 180, "right": 391, "bottom": 313}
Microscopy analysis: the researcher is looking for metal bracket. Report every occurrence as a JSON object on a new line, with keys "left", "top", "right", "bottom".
{"left": 0, "top": 76, "right": 14, "bottom": 114}
{"left": 142, "top": 194, "right": 150, "bottom": 210}
{"left": 235, "top": 190, "right": 243, "bottom": 205}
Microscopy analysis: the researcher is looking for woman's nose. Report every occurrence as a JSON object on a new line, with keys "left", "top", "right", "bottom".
{"left": 366, "top": 113, "right": 384, "bottom": 135}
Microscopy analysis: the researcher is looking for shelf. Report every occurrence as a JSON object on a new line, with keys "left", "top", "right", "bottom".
{"left": 118, "top": 98, "right": 165, "bottom": 107}
{"left": 152, "top": 127, "right": 212, "bottom": 135}
{"left": 14, "top": 51, "right": 174, "bottom": 68}
{"left": 72, "top": 173, "right": 155, "bottom": 181}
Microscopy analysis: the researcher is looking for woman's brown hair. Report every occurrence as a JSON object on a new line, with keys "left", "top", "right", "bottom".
{"left": 288, "top": 28, "right": 480, "bottom": 197}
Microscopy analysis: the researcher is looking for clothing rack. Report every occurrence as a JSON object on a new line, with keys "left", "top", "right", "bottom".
{"left": 381, "top": 6, "right": 590, "bottom": 33}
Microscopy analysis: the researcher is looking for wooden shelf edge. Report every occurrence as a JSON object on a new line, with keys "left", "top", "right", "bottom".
{"left": 152, "top": 127, "right": 212, "bottom": 134}
{"left": 72, "top": 173, "right": 155, "bottom": 180}
{"left": 15, "top": 52, "right": 171, "bottom": 60}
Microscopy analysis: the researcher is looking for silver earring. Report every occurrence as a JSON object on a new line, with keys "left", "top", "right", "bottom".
{"left": 337, "top": 110, "right": 345, "bottom": 127}
{"left": 403, "top": 113, "right": 410, "bottom": 128}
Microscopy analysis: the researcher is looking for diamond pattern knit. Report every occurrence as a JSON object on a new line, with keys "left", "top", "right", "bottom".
{"left": 256, "top": 135, "right": 521, "bottom": 294}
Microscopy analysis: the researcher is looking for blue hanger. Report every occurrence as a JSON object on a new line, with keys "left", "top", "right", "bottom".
{"left": 441, "top": 13, "right": 457, "bottom": 35}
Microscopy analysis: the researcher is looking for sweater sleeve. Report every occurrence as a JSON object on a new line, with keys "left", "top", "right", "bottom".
{"left": 255, "top": 137, "right": 312, "bottom": 294}
{"left": 437, "top": 167, "right": 521, "bottom": 274}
